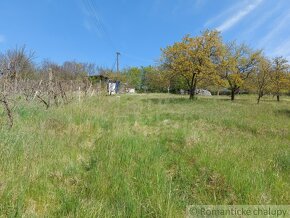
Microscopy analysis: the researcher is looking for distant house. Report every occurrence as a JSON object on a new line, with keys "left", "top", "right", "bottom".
{"left": 88, "top": 75, "right": 134, "bottom": 95}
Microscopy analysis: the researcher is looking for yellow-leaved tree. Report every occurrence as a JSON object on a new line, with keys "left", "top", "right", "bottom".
{"left": 161, "top": 30, "right": 224, "bottom": 99}
{"left": 252, "top": 54, "right": 272, "bottom": 104}
{"left": 219, "top": 42, "right": 261, "bottom": 101}
{"left": 270, "top": 57, "right": 290, "bottom": 101}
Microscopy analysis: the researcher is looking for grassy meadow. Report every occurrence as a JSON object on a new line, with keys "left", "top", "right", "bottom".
{"left": 0, "top": 94, "right": 289, "bottom": 217}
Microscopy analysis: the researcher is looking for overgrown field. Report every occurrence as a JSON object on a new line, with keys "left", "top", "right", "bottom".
{"left": 0, "top": 94, "right": 289, "bottom": 217}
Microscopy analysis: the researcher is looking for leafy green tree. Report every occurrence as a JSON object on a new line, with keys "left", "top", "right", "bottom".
{"left": 140, "top": 66, "right": 158, "bottom": 92}
{"left": 169, "top": 74, "right": 188, "bottom": 93}
{"left": 144, "top": 68, "right": 171, "bottom": 93}
{"left": 124, "top": 67, "right": 142, "bottom": 90}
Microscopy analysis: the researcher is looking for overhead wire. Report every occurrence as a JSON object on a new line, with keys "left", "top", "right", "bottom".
{"left": 81, "top": 0, "right": 155, "bottom": 69}
{"left": 111, "top": 58, "right": 117, "bottom": 72}
{"left": 82, "top": 0, "right": 117, "bottom": 50}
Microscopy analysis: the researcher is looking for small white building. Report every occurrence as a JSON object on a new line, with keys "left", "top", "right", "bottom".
{"left": 108, "top": 82, "right": 116, "bottom": 95}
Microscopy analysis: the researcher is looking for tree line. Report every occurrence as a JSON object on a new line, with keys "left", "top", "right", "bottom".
{"left": 101, "top": 30, "right": 290, "bottom": 102}
{"left": 0, "top": 30, "right": 290, "bottom": 127}
{"left": 161, "top": 30, "right": 290, "bottom": 101}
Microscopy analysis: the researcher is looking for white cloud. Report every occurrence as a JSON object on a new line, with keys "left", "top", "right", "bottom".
{"left": 0, "top": 34, "right": 5, "bottom": 43}
{"left": 204, "top": 1, "right": 248, "bottom": 28}
{"left": 239, "top": 3, "right": 282, "bottom": 39}
{"left": 216, "top": 0, "right": 264, "bottom": 32}
{"left": 271, "top": 39, "right": 290, "bottom": 60}
{"left": 258, "top": 13, "right": 290, "bottom": 49}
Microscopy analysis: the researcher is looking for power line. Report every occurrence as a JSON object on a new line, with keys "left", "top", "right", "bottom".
{"left": 81, "top": 0, "right": 117, "bottom": 51}
{"left": 111, "top": 58, "right": 117, "bottom": 72}
{"left": 82, "top": 0, "right": 103, "bottom": 36}
{"left": 81, "top": 1, "right": 156, "bottom": 69}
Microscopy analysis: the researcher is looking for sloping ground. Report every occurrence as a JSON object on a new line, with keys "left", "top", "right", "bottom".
{"left": 0, "top": 94, "right": 289, "bottom": 217}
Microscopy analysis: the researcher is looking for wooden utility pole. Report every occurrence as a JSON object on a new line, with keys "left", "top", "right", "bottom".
{"left": 116, "top": 52, "right": 121, "bottom": 73}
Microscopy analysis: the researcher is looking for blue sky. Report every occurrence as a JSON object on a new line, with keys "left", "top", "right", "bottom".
{"left": 0, "top": 0, "right": 290, "bottom": 70}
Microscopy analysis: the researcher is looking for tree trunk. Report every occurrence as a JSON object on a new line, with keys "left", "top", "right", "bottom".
{"left": 189, "top": 87, "right": 195, "bottom": 100}
{"left": 257, "top": 96, "right": 261, "bottom": 104}
{"left": 277, "top": 95, "right": 280, "bottom": 102}
{"left": 257, "top": 92, "right": 262, "bottom": 104}
{"left": 231, "top": 89, "right": 235, "bottom": 101}
{"left": 189, "top": 77, "right": 197, "bottom": 100}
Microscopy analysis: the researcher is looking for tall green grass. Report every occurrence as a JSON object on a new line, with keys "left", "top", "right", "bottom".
{"left": 0, "top": 94, "right": 289, "bottom": 217}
